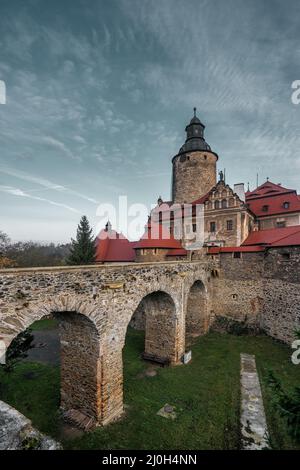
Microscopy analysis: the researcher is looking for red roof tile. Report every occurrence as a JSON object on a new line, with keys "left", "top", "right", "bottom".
{"left": 242, "top": 225, "right": 300, "bottom": 247}
{"left": 134, "top": 222, "right": 183, "bottom": 250}
{"left": 95, "top": 229, "right": 135, "bottom": 262}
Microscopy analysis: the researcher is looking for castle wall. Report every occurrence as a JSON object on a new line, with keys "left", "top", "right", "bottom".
{"left": 134, "top": 248, "right": 169, "bottom": 263}
{"left": 261, "top": 247, "right": 300, "bottom": 342}
{"left": 172, "top": 151, "right": 217, "bottom": 203}
{"left": 210, "top": 248, "right": 300, "bottom": 343}
{"left": 211, "top": 252, "right": 264, "bottom": 327}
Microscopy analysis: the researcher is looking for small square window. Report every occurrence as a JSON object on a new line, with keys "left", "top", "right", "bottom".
{"left": 233, "top": 252, "right": 241, "bottom": 259}
{"left": 210, "top": 222, "right": 216, "bottom": 232}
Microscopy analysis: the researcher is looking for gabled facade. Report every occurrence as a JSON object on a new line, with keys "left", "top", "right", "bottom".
{"left": 246, "top": 181, "right": 300, "bottom": 230}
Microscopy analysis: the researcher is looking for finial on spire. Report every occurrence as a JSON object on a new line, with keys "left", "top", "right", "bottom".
{"left": 193, "top": 107, "right": 197, "bottom": 117}
{"left": 247, "top": 182, "right": 250, "bottom": 192}
{"left": 105, "top": 220, "right": 112, "bottom": 232}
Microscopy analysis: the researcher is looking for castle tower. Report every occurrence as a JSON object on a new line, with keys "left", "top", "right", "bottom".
{"left": 172, "top": 108, "right": 218, "bottom": 203}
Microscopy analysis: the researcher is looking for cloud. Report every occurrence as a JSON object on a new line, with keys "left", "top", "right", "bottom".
{"left": 0, "top": 185, "right": 80, "bottom": 213}
{"left": 0, "top": 166, "right": 99, "bottom": 203}
{"left": 43, "top": 136, "right": 80, "bottom": 161}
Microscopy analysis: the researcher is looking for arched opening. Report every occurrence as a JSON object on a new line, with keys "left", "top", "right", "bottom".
{"left": 186, "top": 280, "right": 208, "bottom": 339}
{"left": 129, "top": 291, "right": 179, "bottom": 365}
{"left": 0, "top": 311, "right": 101, "bottom": 434}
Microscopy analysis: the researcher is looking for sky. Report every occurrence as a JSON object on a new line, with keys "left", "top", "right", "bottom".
{"left": 0, "top": 0, "right": 300, "bottom": 243}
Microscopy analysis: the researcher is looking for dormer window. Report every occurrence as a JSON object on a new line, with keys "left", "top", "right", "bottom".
{"left": 283, "top": 201, "right": 290, "bottom": 209}
{"left": 262, "top": 205, "right": 269, "bottom": 212}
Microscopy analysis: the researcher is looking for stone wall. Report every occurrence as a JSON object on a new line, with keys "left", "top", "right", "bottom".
{"left": 262, "top": 247, "right": 300, "bottom": 343}
{"left": 210, "top": 248, "right": 300, "bottom": 343}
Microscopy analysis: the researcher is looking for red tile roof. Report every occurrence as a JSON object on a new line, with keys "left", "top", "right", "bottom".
{"left": 134, "top": 222, "right": 183, "bottom": 250}
{"left": 242, "top": 225, "right": 300, "bottom": 247}
{"left": 245, "top": 181, "right": 300, "bottom": 217}
{"left": 246, "top": 181, "right": 293, "bottom": 199}
{"left": 95, "top": 229, "right": 135, "bottom": 262}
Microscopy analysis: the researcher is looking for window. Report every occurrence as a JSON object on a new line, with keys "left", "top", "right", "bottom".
{"left": 193, "top": 223, "right": 197, "bottom": 233}
{"left": 221, "top": 199, "right": 227, "bottom": 209}
{"left": 215, "top": 200, "right": 220, "bottom": 209}
{"left": 210, "top": 221, "right": 216, "bottom": 232}
{"left": 262, "top": 205, "right": 269, "bottom": 212}
{"left": 185, "top": 225, "right": 191, "bottom": 234}
{"left": 283, "top": 201, "right": 290, "bottom": 209}
{"left": 276, "top": 221, "right": 286, "bottom": 228}
{"left": 233, "top": 252, "right": 241, "bottom": 259}
{"left": 232, "top": 294, "right": 238, "bottom": 300}
{"left": 281, "top": 252, "right": 290, "bottom": 260}
{"left": 227, "top": 220, "right": 233, "bottom": 231}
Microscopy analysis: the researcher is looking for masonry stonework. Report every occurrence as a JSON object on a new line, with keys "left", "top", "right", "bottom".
{"left": 172, "top": 151, "right": 217, "bottom": 204}
{"left": 0, "top": 249, "right": 299, "bottom": 428}
{"left": 0, "top": 261, "right": 210, "bottom": 427}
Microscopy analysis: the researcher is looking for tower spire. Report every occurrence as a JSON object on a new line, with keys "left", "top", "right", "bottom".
{"left": 193, "top": 107, "right": 197, "bottom": 118}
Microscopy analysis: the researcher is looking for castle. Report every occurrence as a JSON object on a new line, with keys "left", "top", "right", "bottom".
{"left": 95, "top": 109, "right": 300, "bottom": 263}
{"left": 1, "top": 110, "right": 299, "bottom": 429}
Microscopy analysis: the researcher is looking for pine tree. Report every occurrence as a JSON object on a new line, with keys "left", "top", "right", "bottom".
{"left": 66, "top": 216, "right": 96, "bottom": 265}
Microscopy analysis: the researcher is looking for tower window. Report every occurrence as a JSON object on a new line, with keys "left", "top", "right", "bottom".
{"left": 210, "top": 222, "right": 216, "bottom": 232}
{"left": 227, "top": 220, "right": 233, "bottom": 231}
{"left": 193, "top": 223, "right": 197, "bottom": 233}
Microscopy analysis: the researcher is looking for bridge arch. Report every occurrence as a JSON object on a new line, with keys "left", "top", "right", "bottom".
{"left": 2, "top": 300, "right": 104, "bottom": 430}
{"left": 122, "top": 288, "right": 183, "bottom": 365}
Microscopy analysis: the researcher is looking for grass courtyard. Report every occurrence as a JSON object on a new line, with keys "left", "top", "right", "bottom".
{"left": 0, "top": 322, "right": 299, "bottom": 450}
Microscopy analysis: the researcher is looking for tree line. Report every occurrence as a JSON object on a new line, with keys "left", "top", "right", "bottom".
{"left": 0, "top": 215, "right": 96, "bottom": 268}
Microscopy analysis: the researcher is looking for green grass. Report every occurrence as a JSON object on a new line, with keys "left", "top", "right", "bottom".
{"left": 30, "top": 318, "right": 58, "bottom": 331}
{"left": 0, "top": 328, "right": 299, "bottom": 449}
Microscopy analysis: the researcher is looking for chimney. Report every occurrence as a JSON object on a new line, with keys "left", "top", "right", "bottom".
{"left": 234, "top": 183, "right": 245, "bottom": 202}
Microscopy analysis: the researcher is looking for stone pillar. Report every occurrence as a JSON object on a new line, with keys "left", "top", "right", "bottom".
{"left": 100, "top": 346, "right": 124, "bottom": 426}
{"left": 186, "top": 281, "right": 208, "bottom": 337}
{"left": 56, "top": 312, "right": 103, "bottom": 428}
{"left": 143, "top": 292, "right": 183, "bottom": 365}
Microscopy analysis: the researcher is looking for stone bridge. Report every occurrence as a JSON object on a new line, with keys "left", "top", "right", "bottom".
{"left": 0, "top": 261, "right": 212, "bottom": 428}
